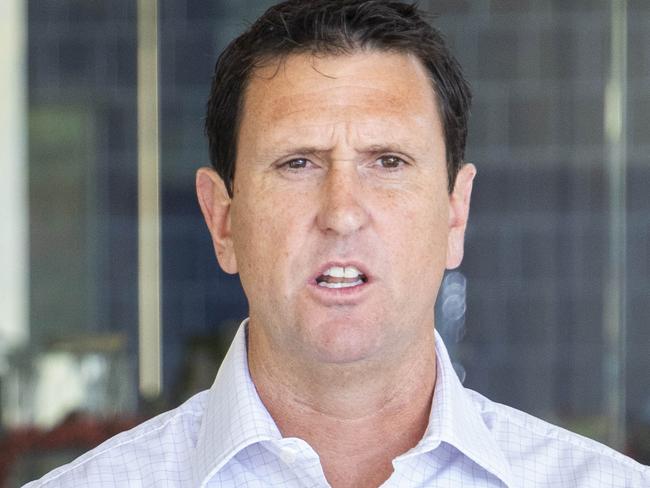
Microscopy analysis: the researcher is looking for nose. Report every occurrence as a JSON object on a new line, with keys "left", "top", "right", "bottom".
{"left": 316, "top": 165, "right": 370, "bottom": 236}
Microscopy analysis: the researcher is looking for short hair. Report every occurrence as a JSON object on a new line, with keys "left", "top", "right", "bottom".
{"left": 205, "top": 0, "right": 471, "bottom": 196}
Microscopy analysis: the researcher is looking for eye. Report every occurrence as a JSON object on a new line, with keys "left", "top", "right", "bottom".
{"left": 377, "top": 155, "right": 405, "bottom": 170}
{"left": 282, "top": 158, "right": 310, "bottom": 170}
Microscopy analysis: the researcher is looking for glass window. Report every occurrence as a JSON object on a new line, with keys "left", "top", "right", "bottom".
{"left": 1, "top": 1, "right": 648, "bottom": 485}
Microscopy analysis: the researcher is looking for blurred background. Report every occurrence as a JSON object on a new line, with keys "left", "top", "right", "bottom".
{"left": 1, "top": 0, "right": 648, "bottom": 485}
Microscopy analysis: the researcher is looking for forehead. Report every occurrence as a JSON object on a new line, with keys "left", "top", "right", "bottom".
{"left": 237, "top": 50, "right": 443, "bottom": 153}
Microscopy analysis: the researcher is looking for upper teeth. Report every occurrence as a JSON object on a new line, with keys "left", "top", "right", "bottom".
{"left": 322, "top": 266, "right": 362, "bottom": 278}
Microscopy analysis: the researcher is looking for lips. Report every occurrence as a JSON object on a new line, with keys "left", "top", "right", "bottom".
{"left": 311, "top": 262, "right": 370, "bottom": 289}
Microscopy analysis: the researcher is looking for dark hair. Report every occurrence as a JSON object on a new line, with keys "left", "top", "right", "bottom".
{"left": 205, "top": 0, "right": 471, "bottom": 196}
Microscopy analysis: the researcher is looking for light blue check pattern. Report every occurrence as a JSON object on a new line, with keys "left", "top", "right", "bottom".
{"left": 25, "top": 319, "right": 649, "bottom": 487}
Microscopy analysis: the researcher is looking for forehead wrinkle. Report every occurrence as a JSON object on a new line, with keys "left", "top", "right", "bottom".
{"left": 259, "top": 85, "right": 428, "bottom": 125}
{"left": 258, "top": 100, "right": 438, "bottom": 150}
{"left": 256, "top": 119, "right": 431, "bottom": 164}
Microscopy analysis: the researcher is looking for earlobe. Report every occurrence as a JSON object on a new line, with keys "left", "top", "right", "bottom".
{"left": 196, "top": 167, "right": 238, "bottom": 274}
{"left": 446, "top": 163, "right": 476, "bottom": 269}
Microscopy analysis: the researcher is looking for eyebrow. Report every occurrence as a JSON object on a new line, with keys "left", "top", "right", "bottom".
{"left": 357, "top": 143, "right": 409, "bottom": 154}
{"left": 275, "top": 146, "right": 330, "bottom": 157}
{"left": 269, "top": 143, "right": 412, "bottom": 160}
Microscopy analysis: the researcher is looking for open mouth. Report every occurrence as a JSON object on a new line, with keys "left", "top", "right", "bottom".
{"left": 315, "top": 265, "right": 368, "bottom": 289}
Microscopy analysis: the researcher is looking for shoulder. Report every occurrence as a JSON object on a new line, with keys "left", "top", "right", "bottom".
{"left": 465, "top": 388, "right": 650, "bottom": 487}
{"left": 24, "top": 390, "right": 209, "bottom": 488}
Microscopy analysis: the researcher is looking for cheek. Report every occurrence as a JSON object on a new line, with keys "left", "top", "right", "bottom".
{"left": 377, "top": 180, "right": 448, "bottom": 229}
{"left": 377, "top": 190, "right": 449, "bottom": 267}
{"left": 230, "top": 198, "right": 272, "bottom": 279}
{"left": 231, "top": 189, "right": 310, "bottom": 282}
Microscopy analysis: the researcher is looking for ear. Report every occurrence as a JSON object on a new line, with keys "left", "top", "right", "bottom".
{"left": 446, "top": 163, "right": 476, "bottom": 269}
{"left": 196, "top": 167, "right": 238, "bottom": 274}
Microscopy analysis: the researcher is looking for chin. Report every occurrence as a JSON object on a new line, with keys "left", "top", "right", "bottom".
{"left": 301, "top": 315, "right": 387, "bottom": 365}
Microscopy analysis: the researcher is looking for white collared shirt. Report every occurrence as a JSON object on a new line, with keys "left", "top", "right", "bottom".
{"left": 25, "top": 319, "right": 649, "bottom": 487}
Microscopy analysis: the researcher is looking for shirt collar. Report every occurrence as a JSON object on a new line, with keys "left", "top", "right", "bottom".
{"left": 191, "top": 319, "right": 282, "bottom": 487}
{"left": 411, "top": 330, "right": 514, "bottom": 487}
{"left": 192, "top": 320, "right": 514, "bottom": 487}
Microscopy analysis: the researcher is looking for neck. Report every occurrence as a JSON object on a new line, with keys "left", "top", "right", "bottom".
{"left": 247, "top": 323, "right": 437, "bottom": 488}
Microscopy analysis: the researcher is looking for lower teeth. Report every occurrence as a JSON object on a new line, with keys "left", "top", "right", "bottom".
{"left": 318, "top": 280, "right": 364, "bottom": 289}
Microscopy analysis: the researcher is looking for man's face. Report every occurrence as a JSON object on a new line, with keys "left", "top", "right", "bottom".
{"left": 198, "top": 50, "right": 473, "bottom": 365}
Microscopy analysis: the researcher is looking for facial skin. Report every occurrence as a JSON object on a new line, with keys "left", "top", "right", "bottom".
{"left": 197, "top": 50, "right": 475, "bottom": 371}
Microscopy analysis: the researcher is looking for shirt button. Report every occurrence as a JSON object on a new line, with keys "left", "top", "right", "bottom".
{"left": 280, "top": 446, "right": 298, "bottom": 464}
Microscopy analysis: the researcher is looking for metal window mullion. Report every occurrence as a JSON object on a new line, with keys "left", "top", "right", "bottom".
{"left": 0, "top": 0, "right": 29, "bottom": 426}
{"left": 137, "top": 0, "right": 162, "bottom": 399}
{"left": 603, "top": 0, "right": 628, "bottom": 452}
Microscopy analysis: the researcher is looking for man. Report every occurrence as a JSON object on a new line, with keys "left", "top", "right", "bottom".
{"left": 27, "top": 1, "right": 649, "bottom": 487}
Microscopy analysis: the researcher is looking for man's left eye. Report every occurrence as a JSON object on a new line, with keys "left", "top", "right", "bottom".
{"left": 377, "top": 155, "right": 405, "bottom": 169}
{"left": 285, "top": 158, "right": 309, "bottom": 169}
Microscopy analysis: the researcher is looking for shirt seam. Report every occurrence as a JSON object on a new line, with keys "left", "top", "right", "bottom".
{"left": 36, "top": 408, "right": 204, "bottom": 486}
{"left": 470, "top": 391, "right": 648, "bottom": 473}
